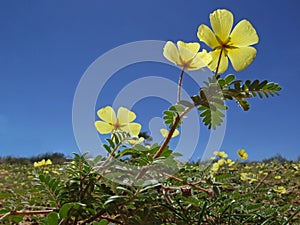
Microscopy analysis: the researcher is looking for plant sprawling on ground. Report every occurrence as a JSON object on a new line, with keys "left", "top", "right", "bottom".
{"left": 0, "top": 155, "right": 299, "bottom": 224}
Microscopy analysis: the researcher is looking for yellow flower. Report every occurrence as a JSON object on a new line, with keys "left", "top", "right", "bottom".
{"left": 33, "top": 159, "right": 52, "bottom": 167}
{"left": 160, "top": 128, "right": 180, "bottom": 138}
{"left": 217, "top": 158, "right": 226, "bottom": 166}
{"left": 238, "top": 149, "right": 248, "bottom": 160}
{"left": 244, "top": 165, "right": 251, "bottom": 170}
{"left": 163, "top": 41, "right": 211, "bottom": 70}
{"left": 95, "top": 106, "right": 141, "bottom": 136}
{"left": 197, "top": 9, "right": 259, "bottom": 74}
{"left": 292, "top": 164, "right": 299, "bottom": 171}
{"left": 52, "top": 170, "right": 60, "bottom": 175}
{"left": 226, "top": 159, "right": 235, "bottom": 166}
{"left": 211, "top": 162, "right": 220, "bottom": 172}
{"left": 274, "top": 175, "right": 281, "bottom": 180}
{"left": 273, "top": 186, "right": 286, "bottom": 194}
{"left": 213, "top": 151, "right": 228, "bottom": 158}
{"left": 210, "top": 156, "right": 216, "bottom": 161}
{"left": 240, "top": 172, "right": 257, "bottom": 183}
{"left": 45, "top": 159, "right": 52, "bottom": 165}
{"left": 126, "top": 137, "right": 144, "bottom": 145}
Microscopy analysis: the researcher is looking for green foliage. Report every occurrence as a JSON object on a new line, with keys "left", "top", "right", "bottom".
{"left": 163, "top": 104, "right": 185, "bottom": 129}
{"left": 192, "top": 75, "right": 227, "bottom": 129}
{"left": 191, "top": 74, "right": 282, "bottom": 129}
{"left": 220, "top": 76, "right": 281, "bottom": 110}
{"left": 33, "top": 174, "right": 61, "bottom": 208}
{"left": 103, "top": 131, "right": 127, "bottom": 155}
{"left": 0, "top": 157, "right": 299, "bottom": 224}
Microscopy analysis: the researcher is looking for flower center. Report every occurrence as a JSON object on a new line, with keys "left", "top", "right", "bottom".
{"left": 220, "top": 41, "right": 230, "bottom": 48}
{"left": 113, "top": 122, "right": 121, "bottom": 130}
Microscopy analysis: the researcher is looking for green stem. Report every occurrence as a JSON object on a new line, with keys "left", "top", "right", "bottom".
{"left": 102, "top": 141, "right": 123, "bottom": 168}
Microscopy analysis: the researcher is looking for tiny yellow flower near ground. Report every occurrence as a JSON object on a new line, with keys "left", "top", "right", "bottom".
{"left": 226, "top": 159, "right": 235, "bottom": 166}
{"left": 274, "top": 175, "right": 281, "bottom": 180}
{"left": 197, "top": 9, "right": 259, "bottom": 74}
{"left": 45, "top": 159, "right": 52, "bottom": 165}
{"left": 244, "top": 165, "right": 251, "bottom": 170}
{"left": 52, "top": 170, "right": 60, "bottom": 175}
{"left": 213, "top": 151, "right": 228, "bottom": 158}
{"left": 292, "top": 164, "right": 299, "bottom": 171}
{"left": 217, "top": 158, "right": 226, "bottom": 166}
{"left": 126, "top": 137, "right": 144, "bottom": 145}
{"left": 163, "top": 41, "right": 211, "bottom": 70}
{"left": 211, "top": 162, "right": 220, "bottom": 172}
{"left": 160, "top": 128, "right": 180, "bottom": 138}
{"left": 238, "top": 149, "right": 248, "bottom": 160}
{"left": 95, "top": 106, "right": 141, "bottom": 137}
{"left": 33, "top": 159, "right": 52, "bottom": 167}
{"left": 273, "top": 186, "right": 287, "bottom": 194}
{"left": 240, "top": 172, "right": 257, "bottom": 183}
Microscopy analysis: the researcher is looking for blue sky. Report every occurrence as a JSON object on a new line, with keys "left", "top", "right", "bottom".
{"left": 0, "top": 0, "right": 299, "bottom": 161}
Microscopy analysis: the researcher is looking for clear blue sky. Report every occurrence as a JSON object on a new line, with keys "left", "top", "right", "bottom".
{"left": 0, "top": 0, "right": 299, "bottom": 161}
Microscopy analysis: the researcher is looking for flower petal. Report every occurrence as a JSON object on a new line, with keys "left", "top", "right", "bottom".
{"left": 163, "top": 41, "right": 180, "bottom": 65}
{"left": 172, "top": 129, "right": 180, "bottom": 137}
{"left": 210, "top": 9, "right": 233, "bottom": 42}
{"left": 188, "top": 49, "right": 212, "bottom": 70}
{"left": 160, "top": 129, "right": 168, "bottom": 138}
{"left": 197, "top": 24, "right": 219, "bottom": 49}
{"left": 95, "top": 121, "right": 114, "bottom": 134}
{"left": 208, "top": 49, "right": 228, "bottom": 74}
{"left": 227, "top": 46, "right": 257, "bottom": 71}
{"left": 122, "top": 123, "right": 141, "bottom": 136}
{"left": 160, "top": 128, "right": 179, "bottom": 138}
{"left": 97, "top": 106, "right": 117, "bottom": 124}
{"left": 230, "top": 20, "right": 259, "bottom": 47}
{"left": 45, "top": 159, "right": 52, "bottom": 165}
{"left": 177, "top": 41, "right": 200, "bottom": 62}
{"left": 117, "top": 107, "right": 136, "bottom": 124}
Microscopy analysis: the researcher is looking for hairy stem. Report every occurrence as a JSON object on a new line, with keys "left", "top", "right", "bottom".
{"left": 177, "top": 69, "right": 185, "bottom": 103}
{"left": 153, "top": 105, "right": 194, "bottom": 159}
{"left": 214, "top": 48, "right": 223, "bottom": 76}
{"left": 135, "top": 105, "right": 194, "bottom": 180}
{"left": 251, "top": 170, "right": 272, "bottom": 193}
